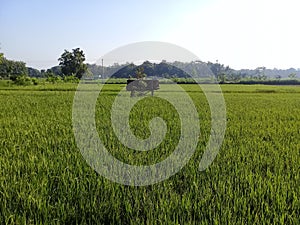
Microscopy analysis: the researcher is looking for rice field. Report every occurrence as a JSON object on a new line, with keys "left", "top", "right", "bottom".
{"left": 0, "top": 82, "right": 299, "bottom": 224}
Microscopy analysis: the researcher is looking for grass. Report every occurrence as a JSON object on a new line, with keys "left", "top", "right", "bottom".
{"left": 0, "top": 82, "right": 299, "bottom": 224}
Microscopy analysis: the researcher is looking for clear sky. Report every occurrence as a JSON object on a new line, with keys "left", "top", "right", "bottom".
{"left": 1, "top": 0, "right": 300, "bottom": 70}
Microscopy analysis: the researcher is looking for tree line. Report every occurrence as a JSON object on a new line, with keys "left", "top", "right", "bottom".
{"left": 0, "top": 48, "right": 88, "bottom": 84}
{"left": 1, "top": 48, "right": 299, "bottom": 85}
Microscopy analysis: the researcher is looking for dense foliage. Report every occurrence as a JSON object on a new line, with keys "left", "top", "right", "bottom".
{"left": 86, "top": 61, "right": 300, "bottom": 81}
{"left": 58, "top": 48, "right": 87, "bottom": 79}
{"left": 0, "top": 57, "right": 27, "bottom": 79}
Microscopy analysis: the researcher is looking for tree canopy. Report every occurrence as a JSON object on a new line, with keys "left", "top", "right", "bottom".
{"left": 58, "top": 48, "right": 87, "bottom": 79}
{"left": 0, "top": 53, "right": 4, "bottom": 64}
{"left": 0, "top": 54, "right": 27, "bottom": 79}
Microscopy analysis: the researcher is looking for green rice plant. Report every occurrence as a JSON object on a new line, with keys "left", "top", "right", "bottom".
{"left": 0, "top": 84, "right": 299, "bottom": 224}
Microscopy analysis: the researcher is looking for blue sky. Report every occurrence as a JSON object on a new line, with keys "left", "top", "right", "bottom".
{"left": 1, "top": 0, "right": 300, "bottom": 69}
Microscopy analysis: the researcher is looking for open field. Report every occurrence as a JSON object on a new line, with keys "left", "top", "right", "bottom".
{"left": 0, "top": 83, "right": 299, "bottom": 224}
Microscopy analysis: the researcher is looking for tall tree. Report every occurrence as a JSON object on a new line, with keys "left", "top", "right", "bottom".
{"left": 0, "top": 55, "right": 27, "bottom": 79}
{"left": 58, "top": 48, "right": 87, "bottom": 78}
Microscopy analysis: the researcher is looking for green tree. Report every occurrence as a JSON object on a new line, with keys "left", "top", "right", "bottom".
{"left": 58, "top": 48, "right": 87, "bottom": 79}
{"left": 27, "top": 67, "right": 42, "bottom": 77}
{"left": 255, "top": 67, "right": 267, "bottom": 80}
{"left": 47, "top": 66, "right": 62, "bottom": 76}
{"left": 0, "top": 53, "right": 3, "bottom": 64}
{"left": 217, "top": 73, "right": 227, "bottom": 83}
{"left": 0, "top": 56, "right": 27, "bottom": 79}
{"left": 135, "top": 67, "right": 146, "bottom": 79}
{"left": 288, "top": 73, "right": 296, "bottom": 79}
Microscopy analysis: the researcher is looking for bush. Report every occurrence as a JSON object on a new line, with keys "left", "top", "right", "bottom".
{"left": 14, "top": 75, "right": 33, "bottom": 86}
{"left": 63, "top": 75, "right": 79, "bottom": 83}
{"left": 46, "top": 75, "right": 61, "bottom": 83}
{"left": 31, "top": 77, "right": 39, "bottom": 85}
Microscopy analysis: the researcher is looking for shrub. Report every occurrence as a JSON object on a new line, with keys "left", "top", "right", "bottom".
{"left": 46, "top": 75, "right": 61, "bottom": 83}
{"left": 14, "top": 75, "right": 33, "bottom": 85}
{"left": 31, "top": 77, "right": 39, "bottom": 85}
{"left": 63, "top": 75, "right": 79, "bottom": 83}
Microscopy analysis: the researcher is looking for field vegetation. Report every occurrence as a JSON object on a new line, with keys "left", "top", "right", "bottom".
{"left": 0, "top": 82, "right": 299, "bottom": 224}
